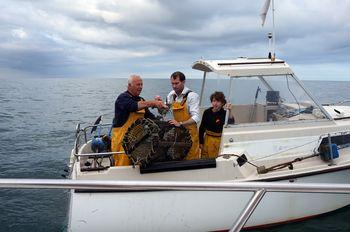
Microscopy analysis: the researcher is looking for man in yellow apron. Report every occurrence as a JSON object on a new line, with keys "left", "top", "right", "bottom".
{"left": 111, "top": 75, "right": 167, "bottom": 166}
{"left": 166, "top": 71, "right": 200, "bottom": 160}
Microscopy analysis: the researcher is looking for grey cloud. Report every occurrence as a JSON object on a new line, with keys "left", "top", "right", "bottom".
{"left": 0, "top": 0, "right": 350, "bottom": 79}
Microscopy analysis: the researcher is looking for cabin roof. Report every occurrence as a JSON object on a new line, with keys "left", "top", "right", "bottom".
{"left": 192, "top": 57, "right": 293, "bottom": 77}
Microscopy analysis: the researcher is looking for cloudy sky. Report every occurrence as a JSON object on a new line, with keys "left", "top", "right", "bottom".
{"left": 1, "top": 0, "right": 350, "bottom": 80}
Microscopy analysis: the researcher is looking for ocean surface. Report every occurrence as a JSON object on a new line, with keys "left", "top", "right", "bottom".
{"left": 1, "top": 77, "right": 350, "bottom": 231}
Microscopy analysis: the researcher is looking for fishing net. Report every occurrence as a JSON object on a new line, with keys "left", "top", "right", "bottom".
{"left": 122, "top": 118, "right": 192, "bottom": 166}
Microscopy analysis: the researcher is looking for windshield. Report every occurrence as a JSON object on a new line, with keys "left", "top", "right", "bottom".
{"left": 200, "top": 73, "right": 328, "bottom": 124}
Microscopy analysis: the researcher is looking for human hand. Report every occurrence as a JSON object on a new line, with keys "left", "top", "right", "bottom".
{"left": 224, "top": 103, "right": 232, "bottom": 110}
{"left": 153, "top": 100, "right": 168, "bottom": 109}
{"left": 199, "top": 144, "right": 203, "bottom": 151}
{"left": 168, "top": 119, "right": 181, "bottom": 127}
{"left": 154, "top": 95, "right": 163, "bottom": 101}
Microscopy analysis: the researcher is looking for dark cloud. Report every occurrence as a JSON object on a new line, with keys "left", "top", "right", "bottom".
{"left": 0, "top": 0, "right": 349, "bottom": 80}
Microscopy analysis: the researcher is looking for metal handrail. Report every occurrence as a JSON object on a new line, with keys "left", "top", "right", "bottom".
{"left": 323, "top": 100, "right": 350, "bottom": 106}
{"left": 1, "top": 179, "right": 350, "bottom": 231}
{"left": 79, "top": 123, "right": 112, "bottom": 142}
{"left": 77, "top": 151, "right": 123, "bottom": 157}
{"left": 74, "top": 122, "right": 113, "bottom": 157}
{"left": 2, "top": 179, "right": 350, "bottom": 192}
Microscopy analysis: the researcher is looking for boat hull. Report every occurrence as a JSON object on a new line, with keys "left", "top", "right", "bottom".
{"left": 68, "top": 168, "right": 350, "bottom": 232}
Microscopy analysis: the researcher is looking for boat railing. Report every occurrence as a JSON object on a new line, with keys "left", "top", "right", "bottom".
{"left": 1, "top": 179, "right": 350, "bottom": 231}
{"left": 323, "top": 100, "right": 350, "bottom": 106}
{"left": 76, "top": 151, "right": 123, "bottom": 157}
{"left": 74, "top": 122, "right": 112, "bottom": 156}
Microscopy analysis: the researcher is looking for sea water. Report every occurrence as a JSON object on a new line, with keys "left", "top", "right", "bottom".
{"left": 1, "top": 77, "right": 350, "bottom": 231}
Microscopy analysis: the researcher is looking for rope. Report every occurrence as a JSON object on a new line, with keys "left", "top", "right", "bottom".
{"left": 252, "top": 138, "right": 320, "bottom": 162}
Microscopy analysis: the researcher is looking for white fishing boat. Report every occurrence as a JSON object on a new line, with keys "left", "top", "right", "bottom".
{"left": 67, "top": 56, "right": 350, "bottom": 232}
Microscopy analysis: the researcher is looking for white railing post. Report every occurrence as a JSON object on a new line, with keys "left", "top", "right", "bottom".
{"left": 230, "top": 189, "right": 266, "bottom": 232}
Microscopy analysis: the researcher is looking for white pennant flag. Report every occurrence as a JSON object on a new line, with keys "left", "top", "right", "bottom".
{"left": 260, "top": 0, "right": 271, "bottom": 27}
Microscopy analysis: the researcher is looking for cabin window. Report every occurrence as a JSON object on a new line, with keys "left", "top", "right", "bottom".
{"left": 199, "top": 73, "right": 328, "bottom": 125}
{"left": 199, "top": 73, "right": 230, "bottom": 106}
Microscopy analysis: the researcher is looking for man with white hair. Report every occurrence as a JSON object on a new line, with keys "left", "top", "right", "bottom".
{"left": 111, "top": 74, "right": 167, "bottom": 166}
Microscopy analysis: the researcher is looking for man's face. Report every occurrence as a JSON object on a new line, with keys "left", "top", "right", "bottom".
{"left": 171, "top": 77, "right": 184, "bottom": 94}
{"left": 129, "top": 77, "right": 143, "bottom": 96}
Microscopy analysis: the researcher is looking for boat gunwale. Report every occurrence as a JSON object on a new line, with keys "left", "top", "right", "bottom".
{"left": 71, "top": 162, "right": 350, "bottom": 193}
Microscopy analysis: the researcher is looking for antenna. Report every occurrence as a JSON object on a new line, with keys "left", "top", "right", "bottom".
{"left": 271, "top": 0, "right": 276, "bottom": 61}
{"left": 261, "top": 0, "right": 276, "bottom": 61}
{"left": 268, "top": 32, "right": 272, "bottom": 59}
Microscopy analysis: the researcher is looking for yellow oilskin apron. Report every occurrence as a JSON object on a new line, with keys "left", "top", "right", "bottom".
{"left": 172, "top": 97, "right": 200, "bottom": 160}
{"left": 111, "top": 109, "right": 145, "bottom": 166}
{"left": 202, "top": 130, "right": 222, "bottom": 159}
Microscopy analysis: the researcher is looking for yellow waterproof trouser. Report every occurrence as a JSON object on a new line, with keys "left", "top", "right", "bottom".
{"left": 201, "top": 130, "right": 221, "bottom": 159}
{"left": 172, "top": 101, "right": 200, "bottom": 160}
{"left": 111, "top": 109, "right": 145, "bottom": 166}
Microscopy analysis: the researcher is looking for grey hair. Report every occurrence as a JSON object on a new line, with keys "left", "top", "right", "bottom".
{"left": 128, "top": 74, "right": 141, "bottom": 85}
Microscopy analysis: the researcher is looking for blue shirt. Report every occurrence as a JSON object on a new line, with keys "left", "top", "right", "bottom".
{"left": 113, "top": 91, "right": 155, "bottom": 127}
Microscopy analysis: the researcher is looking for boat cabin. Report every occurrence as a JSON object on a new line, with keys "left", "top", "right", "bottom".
{"left": 193, "top": 57, "right": 340, "bottom": 161}
{"left": 193, "top": 57, "right": 330, "bottom": 125}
